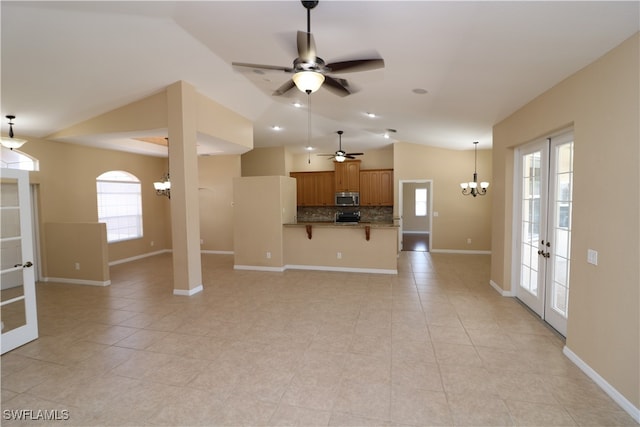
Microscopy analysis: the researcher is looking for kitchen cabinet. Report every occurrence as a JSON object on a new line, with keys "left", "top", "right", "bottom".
{"left": 290, "top": 171, "right": 335, "bottom": 206}
{"left": 335, "top": 160, "right": 360, "bottom": 192}
{"left": 360, "top": 169, "right": 393, "bottom": 206}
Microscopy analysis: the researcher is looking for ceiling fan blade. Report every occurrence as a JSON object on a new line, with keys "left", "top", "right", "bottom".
{"left": 297, "top": 31, "right": 317, "bottom": 62}
{"left": 232, "top": 62, "right": 293, "bottom": 72}
{"left": 322, "top": 75, "right": 352, "bottom": 97}
{"left": 345, "top": 155, "right": 356, "bottom": 159}
{"left": 346, "top": 153, "right": 364, "bottom": 156}
{"left": 325, "top": 58, "right": 385, "bottom": 73}
{"left": 273, "top": 79, "right": 296, "bottom": 96}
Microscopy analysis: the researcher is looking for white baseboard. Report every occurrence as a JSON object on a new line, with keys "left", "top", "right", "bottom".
{"left": 109, "top": 249, "right": 171, "bottom": 266}
{"left": 489, "top": 279, "right": 515, "bottom": 296}
{"left": 233, "top": 264, "right": 397, "bottom": 275}
{"left": 234, "top": 265, "right": 286, "bottom": 272}
{"left": 285, "top": 264, "right": 397, "bottom": 275}
{"left": 202, "top": 250, "right": 233, "bottom": 255}
{"left": 563, "top": 345, "right": 640, "bottom": 423}
{"left": 430, "top": 249, "right": 492, "bottom": 255}
{"left": 173, "top": 285, "right": 203, "bottom": 296}
{"left": 43, "top": 277, "right": 111, "bottom": 287}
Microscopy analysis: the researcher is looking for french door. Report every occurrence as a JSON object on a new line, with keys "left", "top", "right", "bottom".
{"left": 1, "top": 168, "right": 38, "bottom": 354}
{"left": 515, "top": 132, "right": 574, "bottom": 336}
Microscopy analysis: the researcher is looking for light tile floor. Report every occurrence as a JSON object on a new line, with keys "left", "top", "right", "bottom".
{"left": 1, "top": 252, "right": 637, "bottom": 426}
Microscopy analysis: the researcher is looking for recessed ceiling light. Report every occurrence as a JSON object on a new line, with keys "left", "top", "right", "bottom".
{"left": 271, "top": 125, "right": 282, "bottom": 131}
{"left": 384, "top": 129, "right": 397, "bottom": 139}
{"left": 412, "top": 88, "right": 428, "bottom": 95}
{"left": 293, "top": 102, "right": 303, "bottom": 108}
{"left": 366, "top": 112, "right": 376, "bottom": 118}
{"left": 306, "top": 146, "right": 313, "bottom": 151}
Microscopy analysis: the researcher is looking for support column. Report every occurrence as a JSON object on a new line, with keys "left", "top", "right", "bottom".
{"left": 167, "top": 81, "right": 203, "bottom": 296}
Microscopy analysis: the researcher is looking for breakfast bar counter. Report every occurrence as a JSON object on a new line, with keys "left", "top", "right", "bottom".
{"left": 282, "top": 221, "right": 399, "bottom": 274}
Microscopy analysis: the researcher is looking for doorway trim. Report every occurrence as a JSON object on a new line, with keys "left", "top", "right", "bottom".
{"left": 398, "top": 179, "right": 433, "bottom": 252}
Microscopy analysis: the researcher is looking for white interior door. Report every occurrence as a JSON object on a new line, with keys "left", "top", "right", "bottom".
{"left": 515, "top": 132, "right": 573, "bottom": 336}
{"left": 1, "top": 168, "right": 38, "bottom": 354}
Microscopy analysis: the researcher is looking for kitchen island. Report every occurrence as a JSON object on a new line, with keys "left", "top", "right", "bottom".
{"left": 283, "top": 222, "right": 399, "bottom": 274}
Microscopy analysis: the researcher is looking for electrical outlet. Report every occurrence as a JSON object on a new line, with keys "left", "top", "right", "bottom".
{"left": 150, "top": 240, "right": 154, "bottom": 247}
{"left": 337, "top": 252, "right": 342, "bottom": 259}
{"left": 200, "top": 239, "right": 204, "bottom": 245}
{"left": 75, "top": 262, "right": 80, "bottom": 270}
{"left": 266, "top": 252, "right": 271, "bottom": 259}
{"left": 467, "top": 238, "right": 472, "bottom": 244}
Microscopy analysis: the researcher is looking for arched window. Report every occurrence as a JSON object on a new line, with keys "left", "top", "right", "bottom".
{"left": 96, "top": 171, "right": 143, "bottom": 243}
{"left": 0, "top": 146, "right": 39, "bottom": 171}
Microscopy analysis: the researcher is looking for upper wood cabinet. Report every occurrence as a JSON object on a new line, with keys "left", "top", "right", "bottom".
{"left": 335, "top": 160, "right": 360, "bottom": 192}
{"left": 360, "top": 169, "right": 394, "bottom": 206}
{"left": 290, "top": 171, "right": 335, "bottom": 206}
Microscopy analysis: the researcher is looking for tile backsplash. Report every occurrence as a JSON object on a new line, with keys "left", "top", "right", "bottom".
{"left": 296, "top": 206, "right": 393, "bottom": 223}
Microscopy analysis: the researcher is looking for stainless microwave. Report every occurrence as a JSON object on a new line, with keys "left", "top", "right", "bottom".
{"left": 335, "top": 192, "right": 359, "bottom": 206}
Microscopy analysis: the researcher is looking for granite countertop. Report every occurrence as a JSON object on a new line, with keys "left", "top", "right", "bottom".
{"left": 283, "top": 221, "right": 398, "bottom": 228}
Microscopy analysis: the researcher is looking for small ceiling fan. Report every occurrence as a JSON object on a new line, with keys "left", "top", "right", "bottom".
{"left": 318, "top": 131, "right": 363, "bottom": 162}
{"left": 232, "top": 0, "right": 384, "bottom": 97}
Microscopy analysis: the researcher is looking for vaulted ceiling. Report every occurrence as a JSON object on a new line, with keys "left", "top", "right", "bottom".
{"left": 1, "top": 1, "right": 638, "bottom": 157}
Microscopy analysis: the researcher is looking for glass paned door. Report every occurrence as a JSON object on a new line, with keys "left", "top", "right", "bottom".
{"left": 1, "top": 168, "right": 38, "bottom": 354}
{"left": 515, "top": 132, "right": 573, "bottom": 336}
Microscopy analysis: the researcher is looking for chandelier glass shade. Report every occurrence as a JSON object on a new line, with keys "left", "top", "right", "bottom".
{"left": 1, "top": 115, "right": 27, "bottom": 150}
{"left": 292, "top": 71, "right": 325, "bottom": 94}
{"left": 154, "top": 138, "right": 171, "bottom": 198}
{"left": 460, "top": 141, "right": 489, "bottom": 197}
{"left": 153, "top": 172, "right": 171, "bottom": 198}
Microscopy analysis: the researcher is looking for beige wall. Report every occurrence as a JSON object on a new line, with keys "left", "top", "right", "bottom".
{"left": 491, "top": 33, "right": 639, "bottom": 408}
{"left": 44, "top": 222, "right": 109, "bottom": 284}
{"left": 394, "top": 142, "right": 492, "bottom": 252}
{"left": 232, "top": 176, "right": 296, "bottom": 268}
{"left": 20, "top": 137, "right": 171, "bottom": 275}
{"left": 198, "top": 155, "right": 241, "bottom": 252}
{"left": 290, "top": 145, "right": 394, "bottom": 172}
{"left": 241, "top": 146, "right": 288, "bottom": 176}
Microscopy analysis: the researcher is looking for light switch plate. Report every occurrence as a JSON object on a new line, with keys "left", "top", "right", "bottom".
{"left": 587, "top": 249, "right": 598, "bottom": 265}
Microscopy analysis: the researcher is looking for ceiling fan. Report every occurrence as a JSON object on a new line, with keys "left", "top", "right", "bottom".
{"left": 318, "top": 130, "right": 363, "bottom": 162}
{"left": 232, "top": 0, "right": 384, "bottom": 97}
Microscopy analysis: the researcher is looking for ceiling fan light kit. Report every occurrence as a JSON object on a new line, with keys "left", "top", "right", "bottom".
{"left": 1, "top": 115, "right": 28, "bottom": 150}
{"left": 292, "top": 71, "right": 325, "bottom": 93}
{"left": 232, "top": 0, "right": 384, "bottom": 98}
{"left": 318, "top": 130, "right": 364, "bottom": 162}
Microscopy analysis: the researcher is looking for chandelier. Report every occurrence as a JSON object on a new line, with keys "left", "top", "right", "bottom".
{"left": 460, "top": 141, "right": 489, "bottom": 197}
{"left": 153, "top": 138, "right": 171, "bottom": 198}
{"left": 1, "top": 115, "right": 28, "bottom": 150}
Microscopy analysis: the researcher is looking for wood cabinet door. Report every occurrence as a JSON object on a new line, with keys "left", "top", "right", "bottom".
{"left": 317, "top": 172, "right": 335, "bottom": 206}
{"left": 359, "top": 171, "right": 373, "bottom": 205}
{"left": 346, "top": 162, "right": 360, "bottom": 192}
{"left": 379, "top": 170, "right": 393, "bottom": 206}
{"left": 335, "top": 161, "right": 360, "bottom": 192}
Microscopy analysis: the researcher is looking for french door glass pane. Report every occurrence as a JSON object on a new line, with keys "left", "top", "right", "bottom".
{"left": 550, "top": 141, "right": 573, "bottom": 317}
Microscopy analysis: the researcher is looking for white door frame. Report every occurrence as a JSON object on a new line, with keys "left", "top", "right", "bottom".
{"left": 1, "top": 168, "right": 39, "bottom": 354}
{"left": 512, "top": 130, "right": 573, "bottom": 336}
{"left": 398, "top": 179, "right": 433, "bottom": 252}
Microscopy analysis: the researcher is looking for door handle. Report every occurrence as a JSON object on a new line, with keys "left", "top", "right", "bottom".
{"left": 14, "top": 261, "right": 33, "bottom": 268}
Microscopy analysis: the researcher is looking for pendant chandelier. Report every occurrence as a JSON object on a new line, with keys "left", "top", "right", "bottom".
{"left": 153, "top": 138, "right": 171, "bottom": 198}
{"left": 460, "top": 141, "right": 489, "bottom": 197}
{"left": 1, "top": 115, "right": 28, "bottom": 150}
